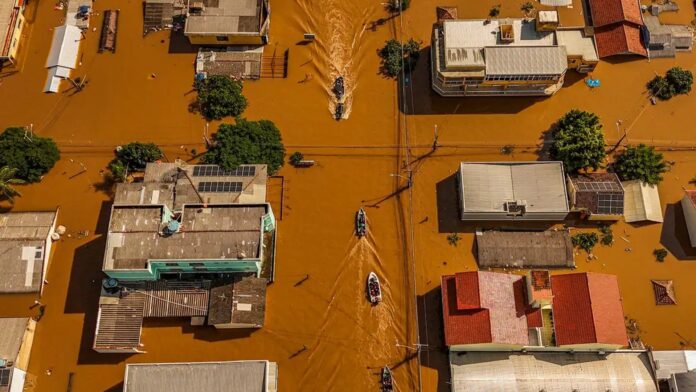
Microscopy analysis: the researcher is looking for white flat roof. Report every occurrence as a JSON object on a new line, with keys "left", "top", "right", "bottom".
{"left": 556, "top": 29, "right": 599, "bottom": 62}
{"left": 45, "top": 25, "right": 81, "bottom": 69}
{"left": 459, "top": 162, "right": 569, "bottom": 213}
{"left": 485, "top": 46, "right": 568, "bottom": 75}
{"left": 450, "top": 351, "right": 657, "bottom": 392}
{"left": 442, "top": 19, "right": 556, "bottom": 69}
{"left": 622, "top": 180, "right": 663, "bottom": 223}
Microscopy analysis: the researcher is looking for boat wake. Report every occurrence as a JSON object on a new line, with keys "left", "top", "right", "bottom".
{"left": 294, "top": 0, "right": 375, "bottom": 120}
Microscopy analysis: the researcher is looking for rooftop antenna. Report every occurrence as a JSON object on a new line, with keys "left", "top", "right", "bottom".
{"left": 24, "top": 124, "right": 33, "bottom": 142}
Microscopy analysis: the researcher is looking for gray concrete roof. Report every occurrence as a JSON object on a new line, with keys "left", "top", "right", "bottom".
{"left": 475, "top": 229, "right": 574, "bottom": 268}
{"left": 208, "top": 275, "right": 266, "bottom": 327}
{"left": 459, "top": 162, "right": 569, "bottom": 213}
{"left": 0, "top": 318, "right": 28, "bottom": 363}
{"left": 116, "top": 162, "right": 268, "bottom": 209}
{"left": 450, "top": 351, "right": 657, "bottom": 392}
{"left": 184, "top": 0, "right": 263, "bottom": 34}
{"left": 484, "top": 46, "right": 568, "bottom": 76}
{"left": 105, "top": 205, "right": 266, "bottom": 270}
{"left": 0, "top": 211, "right": 56, "bottom": 293}
{"left": 124, "top": 361, "right": 276, "bottom": 392}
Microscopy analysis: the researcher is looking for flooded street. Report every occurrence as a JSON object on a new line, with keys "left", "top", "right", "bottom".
{"left": 1, "top": 0, "right": 696, "bottom": 391}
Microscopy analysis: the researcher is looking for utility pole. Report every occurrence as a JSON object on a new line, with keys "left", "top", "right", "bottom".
{"left": 431, "top": 124, "right": 439, "bottom": 152}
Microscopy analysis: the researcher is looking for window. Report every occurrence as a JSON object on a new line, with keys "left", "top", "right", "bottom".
{"left": 0, "top": 368, "right": 10, "bottom": 387}
{"left": 190, "top": 262, "right": 205, "bottom": 267}
{"left": 165, "top": 262, "right": 179, "bottom": 267}
{"left": 216, "top": 36, "right": 229, "bottom": 42}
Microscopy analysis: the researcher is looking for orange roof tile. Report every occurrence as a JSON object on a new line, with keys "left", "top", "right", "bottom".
{"left": 594, "top": 23, "right": 647, "bottom": 58}
{"left": 588, "top": 0, "right": 643, "bottom": 27}
{"left": 551, "top": 273, "right": 628, "bottom": 347}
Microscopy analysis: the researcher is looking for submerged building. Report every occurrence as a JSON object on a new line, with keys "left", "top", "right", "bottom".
{"left": 682, "top": 190, "right": 696, "bottom": 248}
{"left": 0, "top": 0, "right": 26, "bottom": 64}
{"left": 94, "top": 163, "right": 276, "bottom": 353}
{"left": 183, "top": 0, "right": 270, "bottom": 45}
{"left": 0, "top": 211, "right": 59, "bottom": 294}
{"left": 0, "top": 318, "right": 36, "bottom": 392}
{"left": 457, "top": 162, "right": 569, "bottom": 221}
{"left": 441, "top": 271, "right": 629, "bottom": 351}
{"left": 431, "top": 10, "right": 598, "bottom": 96}
{"left": 123, "top": 360, "right": 278, "bottom": 392}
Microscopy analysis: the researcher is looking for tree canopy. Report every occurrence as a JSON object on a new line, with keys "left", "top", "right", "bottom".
{"left": 550, "top": 110, "right": 606, "bottom": 173}
{"left": 378, "top": 39, "right": 421, "bottom": 78}
{"left": 648, "top": 67, "right": 692, "bottom": 100}
{"left": 203, "top": 119, "right": 286, "bottom": 174}
{"left": 613, "top": 144, "right": 668, "bottom": 185}
{"left": 0, "top": 127, "right": 60, "bottom": 183}
{"left": 0, "top": 166, "right": 25, "bottom": 203}
{"left": 108, "top": 142, "right": 163, "bottom": 181}
{"left": 195, "top": 75, "right": 248, "bottom": 120}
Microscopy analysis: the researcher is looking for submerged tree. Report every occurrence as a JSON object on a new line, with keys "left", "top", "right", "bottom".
{"left": 520, "top": 2, "right": 534, "bottom": 16}
{"left": 550, "top": 110, "right": 606, "bottom": 173}
{"left": 203, "top": 119, "right": 286, "bottom": 174}
{"left": 613, "top": 144, "right": 668, "bottom": 185}
{"left": 0, "top": 127, "right": 60, "bottom": 183}
{"left": 489, "top": 4, "right": 501, "bottom": 18}
{"left": 666, "top": 67, "right": 693, "bottom": 95}
{"left": 0, "top": 166, "right": 25, "bottom": 204}
{"left": 572, "top": 232, "right": 599, "bottom": 253}
{"left": 647, "top": 76, "right": 676, "bottom": 100}
{"left": 378, "top": 39, "right": 421, "bottom": 78}
{"left": 195, "top": 75, "right": 248, "bottom": 120}
{"left": 108, "top": 142, "right": 163, "bottom": 182}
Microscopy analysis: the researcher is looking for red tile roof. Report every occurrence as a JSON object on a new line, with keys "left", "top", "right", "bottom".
{"left": 551, "top": 273, "right": 628, "bottom": 347}
{"left": 594, "top": 24, "right": 647, "bottom": 58}
{"left": 441, "top": 271, "right": 535, "bottom": 347}
{"left": 588, "top": 0, "right": 643, "bottom": 27}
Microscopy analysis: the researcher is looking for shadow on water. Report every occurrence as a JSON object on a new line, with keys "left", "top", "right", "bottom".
{"left": 417, "top": 286, "right": 450, "bottom": 392}
{"left": 104, "top": 382, "right": 124, "bottom": 392}
{"left": 660, "top": 202, "right": 696, "bottom": 260}
{"left": 400, "top": 47, "right": 545, "bottom": 116}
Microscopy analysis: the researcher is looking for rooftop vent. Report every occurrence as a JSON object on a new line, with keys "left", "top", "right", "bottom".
{"left": 505, "top": 200, "right": 527, "bottom": 215}
{"left": 499, "top": 22, "right": 515, "bottom": 42}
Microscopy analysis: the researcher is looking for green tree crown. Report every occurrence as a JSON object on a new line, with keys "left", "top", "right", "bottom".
{"left": 203, "top": 119, "right": 286, "bottom": 174}
{"left": 614, "top": 144, "right": 667, "bottom": 185}
{"left": 550, "top": 110, "right": 606, "bottom": 173}
{"left": 195, "top": 76, "right": 248, "bottom": 120}
{"left": 0, "top": 128, "right": 60, "bottom": 183}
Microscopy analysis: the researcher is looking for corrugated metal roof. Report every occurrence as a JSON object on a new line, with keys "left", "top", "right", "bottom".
{"left": 484, "top": 46, "right": 568, "bottom": 75}
{"left": 623, "top": 180, "right": 663, "bottom": 223}
{"left": 459, "top": 162, "right": 569, "bottom": 213}
{"left": 475, "top": 230, "right": 574, "bottom": 268}
{"left": 0, "top": 318, "right": 29, "bottom": 362}
{"left": 450, "top": 351, "right": 657, "bottom": 392}
{"left": 124, "top": 361, "right": 275, "bottom": 392}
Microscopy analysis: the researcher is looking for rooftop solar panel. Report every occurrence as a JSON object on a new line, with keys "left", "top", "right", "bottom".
{"left": 197, "top": 181, "right": 243, "bottom": 193}
{"left": 596, "top": 192, "right": 624, "bottom": 214}
{"left": 576, "top": 181, "right": 622, "bottom": 192}
{"left": 192, "top": 165, "right": 256, "bottom": 177}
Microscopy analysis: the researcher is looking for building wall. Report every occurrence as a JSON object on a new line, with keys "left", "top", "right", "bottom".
{"left": 186, "top": 34, "right": 265, "bottom": 46}
{"left": 682, "top": 195, "right": 696, "bottom": 247}
{"left": 460, "top": 211, "right": 569, "bottom": 221}
{"left": 449, "top": 343, "right": 525, "bottom": 351}
{"left": 104, "top": 259, "right": 262, "bottom": 281}
{"left": 9, "top": 368, "right": 26, "bottom": 392}
{"left": 5, "top": 11, "right": 25, "bottom": 61}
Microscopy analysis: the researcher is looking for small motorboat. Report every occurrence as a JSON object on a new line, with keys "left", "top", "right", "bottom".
{"left": 367, "top": 272, "right": 382, "bottom": 304}
{"left": 381, "top": 366, "right": 393, "bottom": 392}
{"left": 355, "top": 208, "right": 367, "bottom": 237}
{"left": 333, "top": 76, "right": 345, "bottom": 100}
{"left": 335, "top": 103, "right": 344, "bottom": 121}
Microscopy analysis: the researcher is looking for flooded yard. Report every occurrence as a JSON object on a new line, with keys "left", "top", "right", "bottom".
{"left": 1, "top": 0, "right": 696, "bottom": 391}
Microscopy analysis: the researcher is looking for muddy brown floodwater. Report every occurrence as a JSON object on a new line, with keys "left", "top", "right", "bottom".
{"left": 1, "top": 0, "right": 696, "bottom": 391}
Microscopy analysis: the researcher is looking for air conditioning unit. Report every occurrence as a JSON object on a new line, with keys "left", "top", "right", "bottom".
{"left": 505, "top": 200, "right": 527, "bottom": 215}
